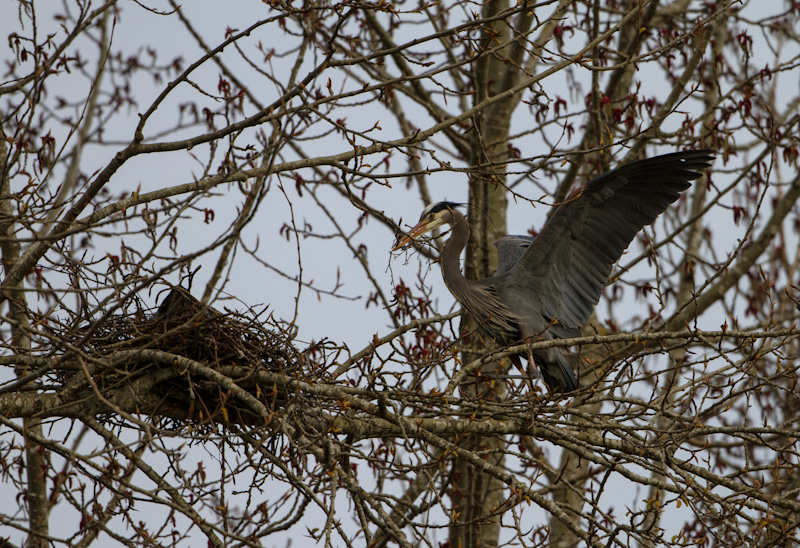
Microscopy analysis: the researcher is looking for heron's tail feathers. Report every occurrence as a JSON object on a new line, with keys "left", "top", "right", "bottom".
{"left": 537, "top": 351, "right": 580, "bottom": 394}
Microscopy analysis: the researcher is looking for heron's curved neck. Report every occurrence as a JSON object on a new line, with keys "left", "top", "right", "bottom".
{"left": 441, "top": 209, "right": 470, "bottom": 292}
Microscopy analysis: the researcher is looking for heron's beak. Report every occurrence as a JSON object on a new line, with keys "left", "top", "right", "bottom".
{"left": 392, "top": 220, "right": 432, "bottom": 251}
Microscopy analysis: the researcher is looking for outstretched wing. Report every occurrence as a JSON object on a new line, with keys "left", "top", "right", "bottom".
{"left": 500, "top": 150, "right": 714, "bottom": 339}
{"left": 494, "top": 235, "right": 535, "bottom": 277}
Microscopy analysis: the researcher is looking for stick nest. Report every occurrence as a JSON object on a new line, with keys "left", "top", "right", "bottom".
{"left": 69, "top": 286, "right": 322, "bottom": 429}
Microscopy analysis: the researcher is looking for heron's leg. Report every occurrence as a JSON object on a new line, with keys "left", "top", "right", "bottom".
{"left": 508, "top": 354, "right": 537, "bottom": 394}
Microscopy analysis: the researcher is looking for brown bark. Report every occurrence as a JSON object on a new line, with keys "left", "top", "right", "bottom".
{"left": 1, "top": 137, "right": 49, "bottom": 547}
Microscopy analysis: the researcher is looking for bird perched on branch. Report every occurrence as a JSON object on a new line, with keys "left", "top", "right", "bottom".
{"left": 393, "top": 150, "right": 714, "bottom": 394}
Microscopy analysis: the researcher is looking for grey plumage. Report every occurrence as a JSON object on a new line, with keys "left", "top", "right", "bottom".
{"left": 394, "top": 150, "right": 714, "bottom": 394}
{"left": 494, "top": 235, "right": 534, "bottom": 277}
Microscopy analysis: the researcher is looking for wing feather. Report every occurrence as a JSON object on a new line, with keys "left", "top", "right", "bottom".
{"left": 499, "top": 150, "right": 714, "bottom": 336}
{"left": 494, "top": 235, "right": 535, "bottom": 277}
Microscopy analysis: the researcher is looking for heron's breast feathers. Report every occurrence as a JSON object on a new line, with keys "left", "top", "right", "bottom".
{"left": 460, "top": 285, "right": 520, "bottom": 345}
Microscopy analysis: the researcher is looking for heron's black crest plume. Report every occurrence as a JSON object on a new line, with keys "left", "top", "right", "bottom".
{"left": 420, "top": 201, "right": 463, "bottom": 220}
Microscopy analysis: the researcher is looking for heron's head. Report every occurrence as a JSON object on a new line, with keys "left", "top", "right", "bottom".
{"left": 393, "top": 201, "right": 462, "bottom": 250}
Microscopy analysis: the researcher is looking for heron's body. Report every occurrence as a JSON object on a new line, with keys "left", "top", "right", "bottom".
{"left": 394, "top": 150, "right": 714, "bottom": 394}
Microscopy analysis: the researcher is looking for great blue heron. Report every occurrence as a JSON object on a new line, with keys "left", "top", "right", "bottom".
{"left": 393, "top": 150, "right": 714, "bottom": 394}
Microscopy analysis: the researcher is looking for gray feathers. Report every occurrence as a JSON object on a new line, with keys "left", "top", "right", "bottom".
{"left": 405, "top": 150, "right": 714, "bottom": 394}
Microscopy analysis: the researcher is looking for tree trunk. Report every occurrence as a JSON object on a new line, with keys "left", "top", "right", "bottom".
{"left": 448, "top": 1, "right": 517, "bottom": 545}
{"left": 0, "top": 139, "right": 49, "bottom": 547}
